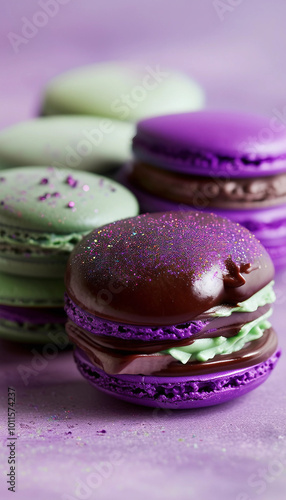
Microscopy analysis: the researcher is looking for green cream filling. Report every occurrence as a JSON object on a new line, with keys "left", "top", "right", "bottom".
{"left": 210, "top": 281, "right": 275, "bottom": 317}
{"left": 0, "top": 224, "right": 86, "bottom": 252}
{"left": 162, "top": 309, "right": 272, "bottom": 364}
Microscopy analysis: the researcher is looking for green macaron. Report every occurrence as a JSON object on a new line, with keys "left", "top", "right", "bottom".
{"left": 41, "top": 62, "right": 205, "bottom": 121}
{"left": 0, "top": 272, "right": 67, "bottom": 343}
{"left": 0, "top": 166, "right": 139, "bottom": 277}
{"left": 0, "top": 116, "right": 134, "bottom": 173}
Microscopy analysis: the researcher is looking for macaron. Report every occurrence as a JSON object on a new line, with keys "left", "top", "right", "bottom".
{"left": 126, "top": 111, "right": 286, "bottom": 268}
{"left": 41, "top": 62, "right": 204, "bottom": 121}
{"left": 0, "top": 272, "right": 67, "bottom": 343}
{"left": 65, "top": 211, "right": 280, "bottom": 409}
{"left": 0, "top": 166, "right": 139, "bottom": 277}
{"left": 0, "top": 116, "right": 134, "bottom": 174}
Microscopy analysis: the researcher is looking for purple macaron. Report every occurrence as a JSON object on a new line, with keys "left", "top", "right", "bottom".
{"left": 125, "top": 111, "right": 286, "bottom": 268}
{"left": 64, "top": 211, "right": 280, "bottom": 409}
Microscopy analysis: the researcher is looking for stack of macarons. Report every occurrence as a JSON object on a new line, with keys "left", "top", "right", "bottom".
{"left": 126, "top": 110, "right": 286, "bottom": 268}
{"left": 64, "top": 211, "right": 280, "bottom": 409}
{"left": 0, "top": 166, "right": 138, "bottom": 343}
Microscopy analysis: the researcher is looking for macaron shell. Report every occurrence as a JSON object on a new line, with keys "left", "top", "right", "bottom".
{"left": 0, "top": 272, "right": 65, "bottom": 306}
{"left": 0, "top": 116, "right": 135, "bottom": 173}
{"left": 0, "top": 322, "right": 67, "bottom": 344}
{"left": 74, "top": 347, "right": 281, "bottom": 409}
{"left": 0, "top": 254, "right": 68, "bottom": 278}
{"left": 133, "top": 111, "right": 286, "bottom": 177}
{"left": 42, "top": 62, "right": 204, "bottom": 121}
{"left": 0, "top": 166, "right": 139, "bottom": 234}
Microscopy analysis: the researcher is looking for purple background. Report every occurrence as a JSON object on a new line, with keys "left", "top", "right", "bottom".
{"left": 0, "top": 1, "right": 286, "bottom": 499}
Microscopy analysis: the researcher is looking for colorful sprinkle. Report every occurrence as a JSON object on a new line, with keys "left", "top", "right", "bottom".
{"left": 38, "top": 193, "right": 51, "bottom": 201}
{"left": 40, "top": 178, "right": 49, "bottom": 185}
{"left": 66, "top": 175, "right": 78, "bottom": 188}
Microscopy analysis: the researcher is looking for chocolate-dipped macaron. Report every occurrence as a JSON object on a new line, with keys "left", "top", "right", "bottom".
{"left": 124, "top": 111, "right": 286, "bottom": 268}
{"left": 65, "top": 211, "right": 280, "bottom": 409}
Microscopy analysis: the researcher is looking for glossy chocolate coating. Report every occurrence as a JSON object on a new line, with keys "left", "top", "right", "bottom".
{"left": 65, "top": 211, "right": 274, "bottom": 325}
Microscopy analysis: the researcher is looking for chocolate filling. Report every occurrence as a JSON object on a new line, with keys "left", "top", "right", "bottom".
{"left": 66, "top": 310, "right": 277, "bottom": 377}
{"left": 130, "top": 162, "right": 286, "bottom": 208}
{"left": 68, "top": 304, "right": 270, "bottom": 351}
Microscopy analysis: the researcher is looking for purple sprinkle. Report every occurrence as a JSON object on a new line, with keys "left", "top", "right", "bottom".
{"left": 40, "top": 178, "right": 49, "bottom": 185}
{"left": 66, "top": 175, "right": 78, "bottom": 188}
{"left": 67, "top": 201, "right": 75, "bottom": 208}
{"left": 97, "top": 429, "right": 106, "bottom": 434}
{"left": 0, "top": 177, "right": 5, "bottom": 182}
{"left": 38, "top": 193, "right": 51, "bottom": 201}
{"left": 51, "top": 192, "right": 60, "bottom": 197}
{"left": 0, "top": 201, "right": 4, "bottom": 205}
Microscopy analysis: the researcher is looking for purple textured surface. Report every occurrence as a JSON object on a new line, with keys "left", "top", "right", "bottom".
{"left": 133, "top": 111, "right": 286, "bottom": 177}
{"left": 74, "top": 347, "right": 281, "bottom": 409}
{"left": 65, "top": 294, "right": 208, "bottom": 341}
{"left": 1, "top": 1, "right": 286, "bottom": 498}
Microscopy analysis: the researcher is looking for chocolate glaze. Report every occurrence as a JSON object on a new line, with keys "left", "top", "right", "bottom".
{"left": 130, "top": 162, "right": 286, "bottom": 208}
{"left": 65, "top": 212, "right": 274, "bottom": 325}
{"left": 67, "top": 320, "right": 278, "bottom": 377}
